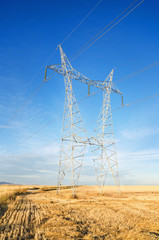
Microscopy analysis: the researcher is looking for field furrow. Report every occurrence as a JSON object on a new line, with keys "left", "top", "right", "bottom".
{"left": 0, "top": 195, "right": 46, "bottom": 240}
{"left": 0, "top": 185, "right": 159, "bottom": 239}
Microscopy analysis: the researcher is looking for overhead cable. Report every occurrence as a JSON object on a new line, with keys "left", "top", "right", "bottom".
{"left": 113, "top": 93, "right": 159, "bottom": 112}
{"left": 60, "top": 0, "right": 104, "bottom": 45}
{"left": 0, "top": 1, "right": 103, "bottom": 130}
{"left": 70, "top": 0, "right": 144, "bottom": 62}
{"left": 116, "top": 60, "right": 159, "bottom": 84}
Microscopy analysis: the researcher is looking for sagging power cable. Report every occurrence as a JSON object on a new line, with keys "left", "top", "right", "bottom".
{"left": 116, "top": 60, "right": 159, "bottom": 84}
{"left": 60, "top": 0, "right": 104, "bottom": 45}
{"left": 0, "top": 0, "right": 104, "bottom": 131}
{"left": 113, "top": 93, "right": 159, "bottom": 112}
{"left": 70, "top": 0, "right": 144, "bottom": 62}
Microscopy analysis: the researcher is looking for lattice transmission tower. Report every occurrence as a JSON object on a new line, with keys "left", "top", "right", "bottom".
{"left": 45, "top": 45, "right": 123, "bottom": 194}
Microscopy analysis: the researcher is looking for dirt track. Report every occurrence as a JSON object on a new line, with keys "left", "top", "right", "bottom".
{"left": 0, "top": 186, "right": 159, "bottom": 239}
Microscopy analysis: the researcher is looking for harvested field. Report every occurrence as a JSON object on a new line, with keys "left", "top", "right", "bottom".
{"left": 0, "top": 185, "right": 159, "bottom": 239}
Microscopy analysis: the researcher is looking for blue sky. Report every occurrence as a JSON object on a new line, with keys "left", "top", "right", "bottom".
{"left": 0, "top": 0, "right": 159, "bottom": 185}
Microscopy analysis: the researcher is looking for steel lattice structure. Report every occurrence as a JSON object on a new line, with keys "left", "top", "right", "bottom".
{"left": 45, "top": 45, "right": 123, "bottom": 194}
{"left": 91, "top": 70, "right": 120, "bottom": 194}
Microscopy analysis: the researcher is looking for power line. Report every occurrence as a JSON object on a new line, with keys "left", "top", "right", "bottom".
{"left": 83, "top": 59, "right": 159, "bottom": 100}
{"left": 70, "top": 0, "right": 144, "bottom": 62}
{"left": 112, "top": 93, "right": 159, "bottom": 112}
{"left": 60, "top": 0, "right": 104, "bottom": 45}
{"left": 116, "top": 60, "right": 159, "bottom": 84}
{"left": 70, "top": 0, "right": 140, "bottom": 61}
{"left": 0, "top": 0, "right": 146, "bottom": 155}
{"left": 1, "top": 0, "right": 144, "bottom": 130}
{"left": 123, "top": 93, "right": 159, "bottom": 107}
{"left": 26, "top": 48, "right": 58, "bottom": 87}
{"left": 32, "top": 0, "right": 104, "bottom": 76}
{"left": 0, "top": 1, "right": 104, "bottom": 131}
{"left": 32, "top": 49, "right": 58, "bottom": 81}
{"left": 33, "top": 0, "right": 104, "bottom": 78}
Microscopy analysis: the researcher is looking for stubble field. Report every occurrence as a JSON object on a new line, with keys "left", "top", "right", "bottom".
{"left": 0, "top": 185, "right": 159, "bottom": 240}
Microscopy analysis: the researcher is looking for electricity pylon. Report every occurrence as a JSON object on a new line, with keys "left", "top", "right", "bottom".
{"left": 45, "top": 45, "right": 123, "bottom": 194}
{"left": 91, "top": 70, "right": 120, "bottom": 194}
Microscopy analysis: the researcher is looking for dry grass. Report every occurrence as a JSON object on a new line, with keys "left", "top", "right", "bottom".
{"left": 0, "top": 185, "right": 159, "bottom": 239}
{"left": 0, "top": 185, "right": 28, "bottom": 200}
{"left": 0, "top": 185, "right": 28, "bottom": 217}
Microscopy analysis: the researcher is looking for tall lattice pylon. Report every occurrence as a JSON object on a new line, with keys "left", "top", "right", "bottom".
{"left": 92, "top": 69, "right": 120, "bottom": 194}
{"left": 45, "top": 46, "right": 122, "bottom": 194}
{"left": 57, "top": 46, "right": 87, "bottom": 194}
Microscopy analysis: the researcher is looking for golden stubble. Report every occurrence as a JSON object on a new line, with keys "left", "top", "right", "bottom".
{"left": 0, "top": 185, "right": 159, "bottom": 239}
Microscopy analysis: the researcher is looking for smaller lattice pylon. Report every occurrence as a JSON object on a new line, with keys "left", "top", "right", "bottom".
{"left": 92, "top": 69, "right": 121, "bottom": 194}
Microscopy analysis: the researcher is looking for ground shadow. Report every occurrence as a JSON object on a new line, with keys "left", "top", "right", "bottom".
{"left": 0, "top": 204, "right": 8, "bottom": 218}
{"left": 150, "top": 232, "right": 159, "bottom": 237}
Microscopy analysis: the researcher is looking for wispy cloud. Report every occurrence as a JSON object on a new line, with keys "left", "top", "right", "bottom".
{"left": 127, "top": 150, "right": 159, "bottom": 161}
{"left": 121, "top": 128, "right": 159, "bottom": 140}
{"left": 118, "top": 149, "right": 159, "bottom": 162}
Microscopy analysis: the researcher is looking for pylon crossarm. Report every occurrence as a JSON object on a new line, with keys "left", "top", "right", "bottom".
{"left": 61, "top": 137, "right": 102, "bottom": 147}
{"left": 111, "top": 82, "right": 122, "bottom": 95}
{"left": 47, "top": 64, "right": 122, "bottom": 95}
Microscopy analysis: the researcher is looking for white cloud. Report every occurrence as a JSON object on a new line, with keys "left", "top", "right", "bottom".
{"left": 121, "top": 128, "right": 159, "bottom": 140}
{"left": 37, "top": 144, "right": 60, "bottom": 156}
{"left": 118, "top": 149, "right": 159, "bottom": 162}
